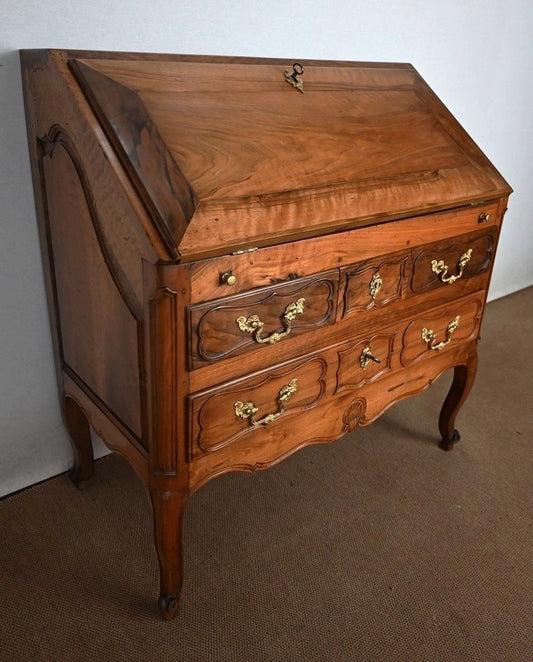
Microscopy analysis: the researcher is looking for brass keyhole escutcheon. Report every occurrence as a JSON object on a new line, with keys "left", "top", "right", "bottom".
{"left": 369, "top": 271, "right": 383, "bottom": 299}
{"left": 359, "top": 346, "right": 381, "bottom": 370}
{"left": 284, "top": 62, "right": 305, "bottom": 93}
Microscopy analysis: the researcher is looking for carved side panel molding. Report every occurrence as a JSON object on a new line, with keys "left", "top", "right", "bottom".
{"left": 38, "top": 124, "right": 145, "bottom": 441}
{"left": 39, "top": 125, "right": 143, "bottom": 320}
{"left": 149, "top": 287, "right": 179, "bottom": 475}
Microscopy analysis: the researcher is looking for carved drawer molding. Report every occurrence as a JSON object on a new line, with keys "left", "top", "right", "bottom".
{"left": 342, "top": 251, "right": 410, "bottom": 317}
{"left": 335, "top": 333, "right": 397, "bottom": 394}
{"left": 188, "top": 271, "right": 339, "bottom": 369}
{"left": 188, "top": 355, "right": 328, "bottom": 459}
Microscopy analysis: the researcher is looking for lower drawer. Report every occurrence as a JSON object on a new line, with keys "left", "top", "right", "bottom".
{"left": 188, "top": 355, "right": 328, "bottom": 460}
{"left": 401, "top": 295, "right": 483, "bottom": 366}
{"left": 187, "top": 290, "right": 485, "bottom": 463}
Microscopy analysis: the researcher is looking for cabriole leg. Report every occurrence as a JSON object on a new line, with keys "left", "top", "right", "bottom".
{"left": 150, "top": 489, "right": 188, "bottom": 620}
{"left": 438, "top": 352, "right": 478, "bottom": 451}
{"left": 63, "top": 395, "right": 95, "bottom": 485}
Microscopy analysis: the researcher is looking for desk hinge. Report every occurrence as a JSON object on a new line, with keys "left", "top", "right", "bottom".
{"left": 232, "top": 247, "right": 258, "bottom": 255}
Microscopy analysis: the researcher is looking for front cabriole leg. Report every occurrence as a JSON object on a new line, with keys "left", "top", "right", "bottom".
{"left": 150, "top": 489, "right": 188, "bottom": 620}
{"left": 438, "top": 352, "right": 478, "bottom": 451}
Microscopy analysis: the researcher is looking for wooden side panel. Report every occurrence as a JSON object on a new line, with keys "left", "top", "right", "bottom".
{"left": 41, "top": 129, "right": 144, "bottom": 440}
{"left": 70, "top": 60, "right": 196, "bottom": 258}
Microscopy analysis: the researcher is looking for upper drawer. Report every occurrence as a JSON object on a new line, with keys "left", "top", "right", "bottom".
{"left": 341, "top": 249, "right": 410, "bottom": 317}
{"left": 411, "top": 228, "right": 496, "bottom": 295}
{"left": 188, "top": 270, "right": 339, "bottom": 369}
{"left": 188, "top": 201, "right": 501, "bottom": 305}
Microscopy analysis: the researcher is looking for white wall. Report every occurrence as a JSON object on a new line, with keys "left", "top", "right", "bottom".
{"left": 1, "top": 0, "right": 532, "bottom": 496}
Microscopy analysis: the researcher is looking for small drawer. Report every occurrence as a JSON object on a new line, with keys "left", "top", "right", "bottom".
{"left": 411, "top": 229, "right": 496, "bottom": 294}
{"left": 341, "top": 250, "right": 409, "bottom": 317}
{"left": 188, "top": 270, "right": 339, "bottom": 369}
{"left": 401, "top": 292, "right": 484, "bottom": 366}
{"left": 335, "top": 332, "right": 397, "bottom": 394}
{"left": 188, "top": 355, "right": 328, "bottom": 459}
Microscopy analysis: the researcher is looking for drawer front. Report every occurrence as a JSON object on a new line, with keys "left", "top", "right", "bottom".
{"left": 401, "top": 292, "right": 483, "bottom": 366}
{"left": 188, "top": 270, "right": 338, "bottom": 369}
{"left": 335, "top": 332, "right": 397, "bottom": 393}
{"left": 342, "top": 250, "right": 409, "bottom": 317}
{"left": 411, "top": 229, "right": 496, "bottom": 294}
{"left": 188, "top": 355, "right": 328, "bottom": 459}
{"left": 189, "top": 201, "right": 501, "bottom": 304}
{"left": 188, "top": 322, "right": 479, "bottom": 490}
{"left": 187, "top": 290, "right": 485, "bottom": 480}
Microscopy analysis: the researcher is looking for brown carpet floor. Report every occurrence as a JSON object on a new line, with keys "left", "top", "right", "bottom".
{"left": 1, "top": 287, "right": 532, "bottom": 662}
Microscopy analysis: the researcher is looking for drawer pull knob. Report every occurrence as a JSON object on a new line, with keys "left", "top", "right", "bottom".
{"left": 234, "top": 378, "right": 298, "bottom": 426}
{"left": 359, "top": 346, "right": 381, "bottom": 370}
{"left": 478, "top": 212, "right": 491, "bottom": 223}
{"left": 220, "top": 271, "right": 237, "bottom": 286}
{"left": 236, "top": 297, "right": 305, "bottom": 344}
{"left": 431, "top": 249, "right": 472, "bottom": 284}
{"left": 421, "top": 315, "right": 460, "bottom": 351}
{"left": 369, "top": 271, "right": 383, "bottom": 299}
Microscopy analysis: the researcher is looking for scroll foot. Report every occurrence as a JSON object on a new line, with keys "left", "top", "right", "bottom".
{"left": 159, "top": 593, "right": 181, "bottom": 620}
{"left": 439, "top": 429, "right": 461, "bottom": 451}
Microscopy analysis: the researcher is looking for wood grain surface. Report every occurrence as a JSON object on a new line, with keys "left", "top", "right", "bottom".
{"left": 189, "top": 201, "right": 501, "bottom": 303}
{"left": 69, "top": 55, "right": 511, "bottom": 259}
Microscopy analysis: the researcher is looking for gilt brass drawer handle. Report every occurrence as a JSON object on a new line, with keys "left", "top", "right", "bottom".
{"left": 431, "top": 249, "right": 472, "bottom": 285}
{"left": 421, "top": 315, "right": 460, "bottom": 351}
{"left": 234, "top": 379, "right": 298, "bottom": 427}
{"left": 359, "top": 346, "right": 381, "bottom": 370}
{"left": 236, "top": 298, "right": 305, "bottom": 344}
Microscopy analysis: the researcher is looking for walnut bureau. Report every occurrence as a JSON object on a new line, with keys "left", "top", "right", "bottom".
{"left": 21, "top": 51, "right": 512, "bottom": 619}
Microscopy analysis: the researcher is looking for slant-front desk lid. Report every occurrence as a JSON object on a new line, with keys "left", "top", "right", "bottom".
{"left": 69, "top": 52, "right": 511, "bottom": 261}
